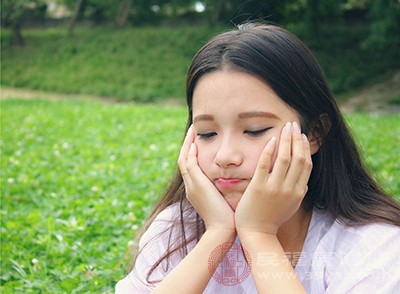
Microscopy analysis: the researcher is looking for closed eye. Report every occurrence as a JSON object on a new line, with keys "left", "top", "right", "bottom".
{"left": 244, "top": 128, "right": 271, "bottom": 137}
{"left": 197, "top": 132, "right": 217, "bottom": 140}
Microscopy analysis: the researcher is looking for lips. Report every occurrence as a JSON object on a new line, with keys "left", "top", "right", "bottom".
{"left": 216, "top": 178, "right": 244, "bottom": 188}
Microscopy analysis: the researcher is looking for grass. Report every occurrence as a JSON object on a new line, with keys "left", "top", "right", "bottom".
{"left": 1, "top": 98, "right": 399, "bottom": 293}
{"left": 1, "top": 98, "right": 187, "bottom": 292}
{"left": 1, "top": 26, "right": 221, "bottom": 102}
{"left": 2, "top": 24, "right": 399, "bottom": 102}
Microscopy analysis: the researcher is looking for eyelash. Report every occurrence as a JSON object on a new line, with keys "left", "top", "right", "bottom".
{"left": 197, "top": 128, "right": 271, "bottom": 140}
{"left": 197, "top": 132, "right": 217, "bottom": 140}
{"left": 245, "top": 127, "right": 271, "bottom": 136}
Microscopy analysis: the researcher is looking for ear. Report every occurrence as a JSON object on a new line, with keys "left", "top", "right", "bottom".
{"left": 307, "top": 114, "right": 331, "bottom": 155}
{"left": 308, "top": 136, "right": 320, "bottom": 155}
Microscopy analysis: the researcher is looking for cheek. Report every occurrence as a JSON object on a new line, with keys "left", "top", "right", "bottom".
{"left": 195, "top": 144, "right": 213, "bottom": 174}
{"left": 248, "top": 142, "right": 269, "bottom": 175}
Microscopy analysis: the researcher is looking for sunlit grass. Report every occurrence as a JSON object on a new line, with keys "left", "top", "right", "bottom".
{"left": 1, "top": 98, "right": 187, "bottom": 292}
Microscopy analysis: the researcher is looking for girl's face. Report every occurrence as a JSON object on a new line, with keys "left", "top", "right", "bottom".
{"left": 192, "top": 70, "right": 300, "bottom": 210}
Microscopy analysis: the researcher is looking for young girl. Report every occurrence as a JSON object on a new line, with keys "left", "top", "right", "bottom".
{"left": 116, "top": 23, "right": 400, "bottom": 293}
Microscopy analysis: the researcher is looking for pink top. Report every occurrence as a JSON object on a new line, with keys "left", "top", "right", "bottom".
{"left": 116, "top": 202, "right": 400, "bottom": 293}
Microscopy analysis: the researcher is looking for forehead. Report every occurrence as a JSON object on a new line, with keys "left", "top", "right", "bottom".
{"left": 192, "top": 70, "right": 297, "bottom": 119}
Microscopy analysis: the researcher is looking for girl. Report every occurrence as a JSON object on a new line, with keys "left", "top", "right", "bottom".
{"left": 116, "top": 23, "right": 400, "bottom": 293}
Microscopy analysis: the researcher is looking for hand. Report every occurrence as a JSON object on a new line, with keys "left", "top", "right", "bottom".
{"left": 178, "top": 125, "right": 236, "bottom": 234}
{"left": 235, "top": 121, "right": 313, "bottom": 236}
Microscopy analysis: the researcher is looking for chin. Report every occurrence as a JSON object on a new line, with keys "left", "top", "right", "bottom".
{"left": 223, "top": 194, "right": 242, "bottom": 211}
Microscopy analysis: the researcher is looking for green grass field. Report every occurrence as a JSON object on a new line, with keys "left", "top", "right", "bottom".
{"left": 1, "top": 98, "right": 399, "bottom": 292}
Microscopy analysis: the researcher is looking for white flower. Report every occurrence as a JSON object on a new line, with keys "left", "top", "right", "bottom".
{"left": 32, "top": 258, "right": 40, "bottom": 271}
{"left": 91, "top": 186, "right": 99, "bottom": 192}
{"left": 128, "top": 240, "right": 137, "bottom": 247}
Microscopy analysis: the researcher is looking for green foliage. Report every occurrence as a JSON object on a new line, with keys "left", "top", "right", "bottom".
{"left": 362, "top": 0, "right": 400, "bottom": 58}
{"left": 1, "top": 0, "right": 47, "bottom": 26}
{"left": 288, "top": 22, "right": 399, "bottom": 96}
{"left": 1, "top": 99, "right": 399, "bottom": 292}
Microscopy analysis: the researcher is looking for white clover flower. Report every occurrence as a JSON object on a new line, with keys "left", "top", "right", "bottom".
{"left": 32, "top": 258, "right": 39, "bottom": 264}
{"left": 91, "top": 186, "right": 99, "bottom": 192}
{"left": 32, "top": 258, "right": 40, "bottom": 271}
{"left": 128, "top": 240, "right": 137, "bottom": 247}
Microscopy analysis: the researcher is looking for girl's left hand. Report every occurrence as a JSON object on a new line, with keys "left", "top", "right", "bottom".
{"left": 235, "top": 122, "right": 313, "bottom": 236}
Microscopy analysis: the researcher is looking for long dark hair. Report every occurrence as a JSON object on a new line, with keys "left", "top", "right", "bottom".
{"left": 134, "top": 23, "right": 400, "bottom": 283}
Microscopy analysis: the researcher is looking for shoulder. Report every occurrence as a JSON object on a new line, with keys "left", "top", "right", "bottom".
{"left": 321, "top": 215, "right": 400, "bottom": 256}
{"left": 311, "top": 209, "right": 400, "bottom": 265}
{"left": 304, "top": 210, "right": 400, "bottom": 292}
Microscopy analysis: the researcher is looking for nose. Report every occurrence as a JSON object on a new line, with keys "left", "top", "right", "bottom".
{"left": 214, "top": 135, "right": 243, "bottom": 168}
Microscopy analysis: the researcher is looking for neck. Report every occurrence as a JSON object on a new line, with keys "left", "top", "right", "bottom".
{"left": 277, "top": 206, "right": 312, "bottom": 257}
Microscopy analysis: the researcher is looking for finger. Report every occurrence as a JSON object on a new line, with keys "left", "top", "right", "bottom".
{"left": 186, "top": 143, "right": 203, "bottom": 177}
{"left": 178, "top": 125, "right": 194, "bottom": 174}
{"left": 252, "top": 136, "right": 277, "bottom": 183}
{"left": 269, "top": 122, "right": 292, "bottom": 183}
{"left": 296, "top": 134, "right": 313, "bottom": 189}
{"left": 284, "top": 121, "right": 306, "bottom": 187}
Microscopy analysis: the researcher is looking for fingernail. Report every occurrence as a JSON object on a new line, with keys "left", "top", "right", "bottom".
{"left": 284, "top": 122, "right": 292, "bottom": 135}
{"left": 302, "top": 134, "right": 308, "bottom": 142}
{"left": 292, "top": 121, "right": 301, "bottom": 134}
{"left": 268, "top": 136, "right": 277, "bottom": 148}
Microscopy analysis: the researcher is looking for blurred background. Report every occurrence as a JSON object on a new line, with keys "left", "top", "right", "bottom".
{"left": 1, "top": 1, "right": 399, "bottom": 293}
{"left": 1, "top": 0, "right": 399, "bottom": 107}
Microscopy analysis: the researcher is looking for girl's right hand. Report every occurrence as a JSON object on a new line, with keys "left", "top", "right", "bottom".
{"left": 178, "top": 125, "right": 236, "bottom": 234}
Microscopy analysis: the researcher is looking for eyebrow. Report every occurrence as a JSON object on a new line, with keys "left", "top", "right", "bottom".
{"left": 193, "top": 114, "right": 215, "bottom": 123}
{"left": 193, "top": 111, "right": 280, "bottom": 123}
{"left": 238, "top": 111, "right": 280, "bottom": 120}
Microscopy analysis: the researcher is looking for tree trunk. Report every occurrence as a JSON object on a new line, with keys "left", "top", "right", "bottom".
{"left": 12, "top": 23, "right": 25, "bottom": 46}
{"left": 115, "top": 0, "right": 132, "bottom": 28}
{"left": 68, "top": 0, "right": 85, "bottom": 36}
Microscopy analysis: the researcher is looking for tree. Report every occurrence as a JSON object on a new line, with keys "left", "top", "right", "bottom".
{"left": 115, "top": 0, "right": 132, "bottom": 28}
{"left": 1, "top": 0, "right": 47, "bottom": 46}
{"left": 68, "top": 0, "right": 86, "bottom": 36}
